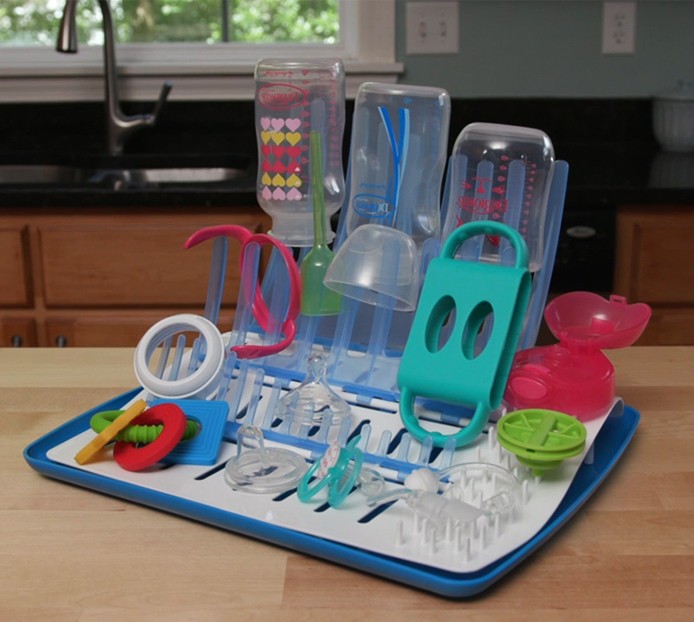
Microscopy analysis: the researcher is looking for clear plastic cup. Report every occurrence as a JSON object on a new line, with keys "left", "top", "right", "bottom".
{"left": 441, "top": 122, "right": 555, "bottom": 272}
{"left": 324, "top": 224, "right": 421, "bottom": 312}
{"left": 255, "top": 58, "right": 345, "bottom": 246}
{"left": 344, "top": 82, "right": 450, "bottom": 248}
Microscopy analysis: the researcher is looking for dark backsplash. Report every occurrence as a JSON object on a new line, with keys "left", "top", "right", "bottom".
{"left": 0, "top": 98, "right": 658, "bottom": 165}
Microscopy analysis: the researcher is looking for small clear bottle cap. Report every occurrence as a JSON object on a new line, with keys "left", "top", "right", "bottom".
{"left": 255, "top": 58, "right": 345, "bottom": 247}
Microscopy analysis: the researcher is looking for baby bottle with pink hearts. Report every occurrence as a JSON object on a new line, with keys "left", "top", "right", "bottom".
{"left": 255, "top": 58, "right": 345, "bottom": 247}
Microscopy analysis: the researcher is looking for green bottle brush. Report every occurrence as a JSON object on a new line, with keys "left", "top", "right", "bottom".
{"left": 300, "top": 130, "right": 342, "bottom": 316}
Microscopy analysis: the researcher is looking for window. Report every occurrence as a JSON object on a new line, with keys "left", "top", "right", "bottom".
{"left": 1, "top": 0, "right": 340, "bottom": 46}
{"left": 0, "top": 0, "right": 400, "bottom": 102}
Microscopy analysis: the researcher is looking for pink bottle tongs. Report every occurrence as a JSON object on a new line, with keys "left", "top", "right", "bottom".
{"left": 185, "top": 224, "right": 301, "bottom": 359}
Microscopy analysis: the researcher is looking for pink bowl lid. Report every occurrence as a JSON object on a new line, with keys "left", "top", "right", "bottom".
{"left": 544, "top": 292, "right": 651, "bottom": 350}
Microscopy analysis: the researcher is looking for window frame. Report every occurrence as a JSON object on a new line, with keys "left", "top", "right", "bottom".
{"left": 0, "top": 0, "right": 400, "bottom": 102}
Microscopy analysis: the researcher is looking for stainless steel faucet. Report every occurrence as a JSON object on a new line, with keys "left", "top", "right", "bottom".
{"left": 56, "top": 0, "right": 172, "bottom": 156}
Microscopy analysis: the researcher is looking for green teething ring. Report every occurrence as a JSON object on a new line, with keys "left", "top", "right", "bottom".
{"left": 90, "top": 409, "right": 199, "bottom": 443}
{"left": 496, "top": 408, "right": 587, "bottom": 476}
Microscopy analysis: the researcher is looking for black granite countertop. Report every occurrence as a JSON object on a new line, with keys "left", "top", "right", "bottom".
{"left": 1, "top": 98, "right": 693, "bottom": 210}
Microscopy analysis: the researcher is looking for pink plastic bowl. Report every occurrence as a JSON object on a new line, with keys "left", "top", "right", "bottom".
{"left": 544, "top": 292, "right": 651, "bottom": 350}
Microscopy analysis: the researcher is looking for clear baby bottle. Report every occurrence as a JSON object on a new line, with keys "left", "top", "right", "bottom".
{"left": 255, "top": 58, "right": 345, "bottom": 247}
{"left": 343, "top": 82, "right": 450, "bottom": 248}
{"left": 441, "top": 122, "right": 555, "bottom": 272}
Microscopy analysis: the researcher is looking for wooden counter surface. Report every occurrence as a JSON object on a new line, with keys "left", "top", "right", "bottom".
{"left": 1, "top": 347, "right": 692, "bottom": 620}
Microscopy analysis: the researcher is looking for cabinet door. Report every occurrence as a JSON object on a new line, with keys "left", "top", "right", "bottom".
{"left": 614, "top": 207, "right": 694, "bottom": 304}
{"left": 45, "top": 316, "right": 155, "bottom": 347}
{"left": 0, "top": 318, "right": 37, "bottom": 347}
{"left": 38, "top": 220, "right": 263, "bottom": 308}
{"left": 0, "top": 227, "right": 31, "bottom": 306}
{"left": 638, "top": 307, "right": 694, "bottom": 345}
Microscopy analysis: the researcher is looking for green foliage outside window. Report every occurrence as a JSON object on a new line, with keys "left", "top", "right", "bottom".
{"left": 0, "top": 0, "right": 339, "bottom": 46}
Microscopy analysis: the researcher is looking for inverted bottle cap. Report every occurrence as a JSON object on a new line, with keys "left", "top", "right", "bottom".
{"left": 224, "top": 426, "right": 307, "bottom": 494}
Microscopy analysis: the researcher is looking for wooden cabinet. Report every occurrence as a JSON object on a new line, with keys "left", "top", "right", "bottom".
{"left": 0, "top": 317, "right": 37, "bottom": 347}
{"left": 0, "top": 206, "right": 270, "bottom": 347}
{"left": 614, "top": 205, "right": 694, "bottom": 345}
{"left": 0, "top": 227, "right": 32, "bottom": 307}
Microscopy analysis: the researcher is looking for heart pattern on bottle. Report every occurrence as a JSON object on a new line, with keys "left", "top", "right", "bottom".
{"left": 259, "top": 115, "right": 306, "bottom": 202}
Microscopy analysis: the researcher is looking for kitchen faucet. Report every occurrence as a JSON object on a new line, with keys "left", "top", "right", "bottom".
{"left": 56, "top": 0, "right": 172, "bottom": 156}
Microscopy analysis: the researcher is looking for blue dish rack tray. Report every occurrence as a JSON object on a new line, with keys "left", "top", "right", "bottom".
{"left": 23, "top": 158, "right": 640, "bottom": 596}
{"left": 24, "top": 383, "right": 639, "bottom": 598}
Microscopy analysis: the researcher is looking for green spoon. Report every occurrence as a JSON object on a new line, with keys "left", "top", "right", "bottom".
{"left": 300, "top": 131, "right": 342, "bottom": 316}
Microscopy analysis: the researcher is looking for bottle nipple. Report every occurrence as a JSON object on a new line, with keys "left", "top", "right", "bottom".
{"left": 276, "top": 354, "right": 352, "bottom": 431}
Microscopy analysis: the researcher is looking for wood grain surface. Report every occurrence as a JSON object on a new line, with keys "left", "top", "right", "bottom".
{"left": 1, "top": 347, "right": 692, "bottom": 621}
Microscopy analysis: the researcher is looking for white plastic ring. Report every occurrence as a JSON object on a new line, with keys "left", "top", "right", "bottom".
{"left": 134, "top": 314, "right": 225, "bottom": 399}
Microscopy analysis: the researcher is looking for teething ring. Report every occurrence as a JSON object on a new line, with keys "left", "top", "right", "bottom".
{"left": 113, "top": 403, "right": 187, "bottom": 471}
{"left": 90, "top": 409, "right": 199, "bottom": 443}
{"left": 74, "top": 399, "right": 147, "bottom": 465}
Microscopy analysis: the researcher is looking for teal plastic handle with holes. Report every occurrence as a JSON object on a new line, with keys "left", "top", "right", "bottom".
{"left": 398, "top": 221, "right": 531, "bottom": 447}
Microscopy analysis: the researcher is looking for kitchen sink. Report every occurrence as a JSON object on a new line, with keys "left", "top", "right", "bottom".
{"left": 0, "top": 164, "right": 89, "bottom": 185}
{"left": 90, "top": 167, "right": 249, "bottom": 186}
{"left": 0, "top": 164, "right": 252, "bottom": 188}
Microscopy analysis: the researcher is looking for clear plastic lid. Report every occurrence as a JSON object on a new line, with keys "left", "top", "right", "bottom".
{"left": 224, "top": 425, "right": 307, "bottom": 494}
{"left": 344, "top": 82, "right": 450, "bottom": 248}
{"left": 441, "top": 122, "right": 555, "bottom": 272}
{"left": 255, "top": 58, "right": 345, "bottom": 246}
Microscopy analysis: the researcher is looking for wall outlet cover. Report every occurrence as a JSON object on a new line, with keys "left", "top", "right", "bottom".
{"left": 406, "top": 1, "right": 460, "bottom": 55}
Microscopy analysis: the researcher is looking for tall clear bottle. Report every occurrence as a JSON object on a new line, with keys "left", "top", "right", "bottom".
{"left": 343, "top": 82, "right": 450, "bottom": 249}
{"left": 255, "top": 58, "right": 345, "bottom": 247}
{"left": 440, "top": 123, "right": 555, "bottom": 272}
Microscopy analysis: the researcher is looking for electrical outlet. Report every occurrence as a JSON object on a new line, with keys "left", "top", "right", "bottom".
{"left": 406, "top": 1, "right": 459, "bottom": 55}
{"left": 602, "top": 1, "right": 636, "bottom": 55}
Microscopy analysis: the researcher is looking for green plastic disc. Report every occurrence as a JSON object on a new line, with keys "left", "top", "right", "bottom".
{"left": 497, "top": 409, "right": 587, "bottom": 475}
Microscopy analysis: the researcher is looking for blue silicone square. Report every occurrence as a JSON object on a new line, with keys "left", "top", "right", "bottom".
{"left": 150, "top": 399, "right": 229, "bottom": 465}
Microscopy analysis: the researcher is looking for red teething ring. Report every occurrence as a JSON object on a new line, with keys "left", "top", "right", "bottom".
{"left": 113, "top": 403, "right": 187, "bottom": 471}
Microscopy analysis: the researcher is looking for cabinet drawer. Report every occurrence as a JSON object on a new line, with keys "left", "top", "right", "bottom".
{"left": 39, "top": 225, "right": 246, "bottom": 308}
{"left": 615, "top": 208, "right": 694, "bottom": 304}
{"left": 45, "top": 311, "right": 235, "bottom": 347}
{"left": 0, "top": 228, "right": 31, "bottom": 306}
{"left": 0, "top": 317, "right": 37, "bottom": 347}
{"left": 636, "top": 307, "right": 694, "bottom": 346}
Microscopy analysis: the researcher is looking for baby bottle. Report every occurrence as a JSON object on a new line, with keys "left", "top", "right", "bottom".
{"left": 441, "top": 123, "right": 555, "bottom": 272}
{"left": 255, "top": 58, "right": 345, "bottom": 247}
{"left": 343, "top": 82, "right": 450, "bottom": 248}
